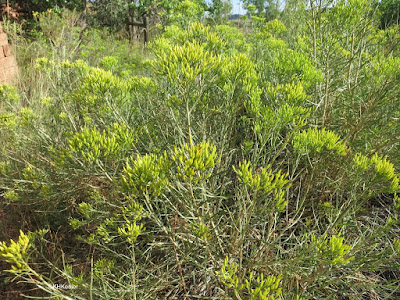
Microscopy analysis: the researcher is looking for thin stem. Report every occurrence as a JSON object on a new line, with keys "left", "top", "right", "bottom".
{"left": 131, "top": 244, "right": 136, "bottom": 300}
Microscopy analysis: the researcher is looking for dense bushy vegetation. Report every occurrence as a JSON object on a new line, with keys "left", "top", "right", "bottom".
{"left": 1, "top": 0, "right": 400, "bottom": 299}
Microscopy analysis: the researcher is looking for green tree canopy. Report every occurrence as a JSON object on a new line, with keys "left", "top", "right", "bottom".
{"left": 378, "top": 0, "right": 400, "bottom": 28}
{"left": 243, "top": 0, "right": 280, "bottom": 19}
{"left": 88, "top": 0, "right": 207, "bottom": 30}
{"left": 207, "top": 0, "right": 233, "bottom": 24}
{"left": 9, "top": 0, "right": 84, "bottom": 16}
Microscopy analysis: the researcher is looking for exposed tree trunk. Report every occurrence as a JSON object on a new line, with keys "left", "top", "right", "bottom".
{"left": 143, "top": 14, "right": 149, "bottom": 44}
{"left": 128, "top": 3, "right": 141, "bottom": 44}
{"left": 128, "top": 5, "right": 139, "bottom": 45}
{"left": 81, "top": 0, "right": 87, "bottom": 28}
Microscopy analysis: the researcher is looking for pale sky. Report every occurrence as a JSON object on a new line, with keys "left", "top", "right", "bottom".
{"left": 205, "top": 0, "right": 246, "bottom": 15}
{"left": 231, "top": 0, "right": 246, "bottom": 14}
{"left": 207, "top": 1, "right": 286, "bottom": 15}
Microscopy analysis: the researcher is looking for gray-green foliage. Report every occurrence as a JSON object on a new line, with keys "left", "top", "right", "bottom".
{"left": 301, "top": 0, "right": 400, "bottom": 168}
{"left": 0, "top": 4, "right": 400, "bottom": 300}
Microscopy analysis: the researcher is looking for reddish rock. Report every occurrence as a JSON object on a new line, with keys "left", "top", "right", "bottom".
{"left": 0, "top": 66, "right": 18, "bottom": 83}
{"left": 0, "top": 33, "right": 7, "bottom": 46}
{"left": 0, "top": 56, "right": 16, "bottom": 69}
{"left": 0, "top": 22, "right": 18, "bottom": 84}
{"left": 3, "top": 44, "right": 12, "bottom": 57}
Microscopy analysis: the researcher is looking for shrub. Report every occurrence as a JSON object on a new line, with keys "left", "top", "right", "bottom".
{"left": 0, "top": 9, "right": 399, "bottom": 300}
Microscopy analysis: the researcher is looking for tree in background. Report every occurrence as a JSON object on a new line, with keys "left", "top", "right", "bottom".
{"left": 88, "top": 0, "right": 131, "bottom": 31}
{"left": 378, "top": 0, "right": 400, "bottom": 28}
{"left": 167, "top": 0, "right": 207, "bottom": 27}
{"left": 89, "top": 0, "right": 207, "bottom": 34}
{"left": 280, "top": 0, "right": 308, "bottom": 42}
{"left": 4, "top": 0, "right": 208, "bottom": 35}
{"left": 207, "top": 0, "right": 233, "bottom": 24}
{"left": 242, "top": 0, "right": 280, "bottom": 19}
{"left": 242, "top": 0, "right": 265, "bottom": 16}
{"left": 8, "top": 0, "right": 84, "bottom": 16}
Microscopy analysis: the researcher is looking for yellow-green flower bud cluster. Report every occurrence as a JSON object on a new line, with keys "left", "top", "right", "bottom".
{"left": 293, "top": 128, "right": 348, "bottom": 156}
{"left": 118, "top": 202, "right": 145, "bottom": 244}
{"left": 190, "top": 219, "right": 210, "bottom": 241}
{"left": 266, "top": 81, "right": 309, "bottom": 105}
{"left": 0, "top": 83, "right": 19, "bottom": 103}
{"left": 311, "top": 233, "right": 354, "bottom": 266}
{"left": 68, "top": 123, "right": 136, "bottom": 163}
{"left": 154, "top": 42, "right": 222, "bottom": 86}
{"left": 0, "top": 230, "right": 31, "bottom": 273}
{"left": 353, "top": 153, "right": 399, "bottom": 193}
{"left": 394, "top": 239, "right": 400, "bottom": 256}
{"left": 118, "top": 221, "right": 144, "bottom": 244}
{"left": 217, "top": 256, "right": 282, "bottom": 300}
{"left": 233, "top": 160, "right": 291, "bottom": 212}
{"left": 120, "top": 153, "right": 170, "bottom": 197}
{"left": 171, "top": 141, "right": 221, "bottom": 184}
